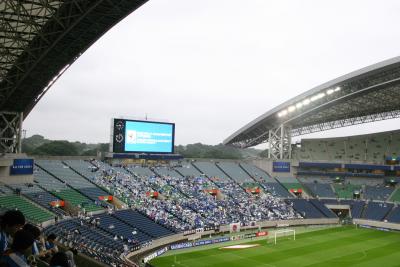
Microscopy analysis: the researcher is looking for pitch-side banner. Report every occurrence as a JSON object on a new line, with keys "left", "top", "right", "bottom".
{"left": 229, "top": 223, "right": 241, "bottom": 233}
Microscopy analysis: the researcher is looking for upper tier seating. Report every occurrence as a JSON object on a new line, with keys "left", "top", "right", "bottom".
{"left": 292, "top": 130, "right": 400, "bottom": 163}
{"left": 37, "top": 160, "right": 109, "bottom": 201}
{"left": 364, "top": 185, "right": 394, "bottom": 201}
{"left": 174, "top": 164, "right": 202, "bottom": 177}
{"left": 216, "top": 162, "right": 253, "bottom": 183}
{"left": 192, "top": 162, "right": 231, "bottom": 182}
{"left": 303, "top": 183, "right": 336, "bottom": 198}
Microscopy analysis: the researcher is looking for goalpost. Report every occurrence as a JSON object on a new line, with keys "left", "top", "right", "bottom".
{"left": 274, "top": 229, "right": 295, "bottom": 245}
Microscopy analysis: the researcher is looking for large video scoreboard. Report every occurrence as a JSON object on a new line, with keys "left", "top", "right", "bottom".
{"left": 111, "top": 118, "right": 175, "bottom": 154}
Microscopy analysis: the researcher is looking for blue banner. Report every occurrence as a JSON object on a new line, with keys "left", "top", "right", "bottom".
{"left": 273, "top": 161, "right": 290, "bottom": 172}
{"left": 10, "top": 159, "right": 34, "bottom": 175}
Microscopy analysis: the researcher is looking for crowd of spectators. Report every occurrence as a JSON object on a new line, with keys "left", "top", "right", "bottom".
{"left": 89, "top": 161, "right": 302, "bottom": 231}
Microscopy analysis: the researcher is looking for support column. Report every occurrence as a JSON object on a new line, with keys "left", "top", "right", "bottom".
{"left": 267, "top": 124, "right": 292, "bottom": 159}
{"left": 0, "top": 112, "right": 23, "bottom": 153}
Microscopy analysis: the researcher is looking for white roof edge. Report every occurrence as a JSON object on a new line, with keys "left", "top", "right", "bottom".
{"left": 223, "top": 56, "right": 400, "bottom": 145}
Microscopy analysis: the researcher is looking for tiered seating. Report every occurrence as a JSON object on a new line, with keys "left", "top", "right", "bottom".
{"left": 293, "top": 130, "right": 400, "bottom": 163}
{"left": 390, "top": 188, "right": 400, "bottom": 202}
{"left": 193, "top": 162, "right": 231, "bottom": 181}
{"left": 9, "top": 183, "right": 65, "bottom": 216}
{"left": 128, "top": 165, "right": 154, "bottom": 177}
{"left": 303, "top": 183, "right": 336, "bottom": 198}
{"left": 333, "top": 184, "right": 361, "bottom": 199}
{"left": 63, "top": 160, "right": 98, "bottom": 180}
{"left": 217, "top": 162, "right": 253, "bottom": 183}
{"left": 113, "top": 209, "right": 175, "bottom": 238}
{"left": 239, "top": 163, "right": 274, "bottom": 182}
{"left": 96, "top": 213, "right": 152, "bottom": 243}
{"left": 309, "top": 199, "right": 336, "bottom": 218}
{"left": 174, "top": 164, "right": 202, "bottom": 177}
{"left": 37, "top": 160, "right": 109, "bottom": 201}
{"left": 0, "top": 195, "right": 53, "bottom": 223}
{"left": 364, "top": 185, "right": 393, "bottom": 201}
{"left": 362, "top": 202, "right": 393, "bottom": 221}
{"left": 341, "top": 200, "right": 365, "bottom": 218}
{"left": 0, "top": 184, "right": 13, "bottom": 195}
{"left": 275, "top": 176, "right": 304, "bottom": 192}
{"left": 56, "top": 189, "right": 102, "bottom": 212}
{"left": 239, "top": 163, "right": 291, "bottom": 198}
{"left": 287, "top": 199, "right": 325, "bottom": 218}
{"left": 152, "top": 166, "right": 182, "bottom": 178}
{"left": 44, "top": 219, "right": 130, "bottom": 266}
{"left": 386, "top": 206, "right": 400, "bottom": 223}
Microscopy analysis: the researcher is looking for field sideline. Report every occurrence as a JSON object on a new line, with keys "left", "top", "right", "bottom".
{"left": 150, "top": 226, "right": 400, "bottom": 267}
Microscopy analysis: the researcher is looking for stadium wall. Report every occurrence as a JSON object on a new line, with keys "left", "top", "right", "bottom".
{"left": 353, "top": 219, "right": 400, "bottom": 231}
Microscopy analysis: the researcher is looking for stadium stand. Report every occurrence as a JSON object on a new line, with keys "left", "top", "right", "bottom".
{"left": 292, "top": 130, "right": 400, "bottom": 164}
{"left": 217, "top": 162, "right": 254, "bottom": 183}
{"left": 385, "top": 206, "right": 400, "bottom": 223}
{"left": 33, "top": 166, "right": 103, "bottom": 212}
{"left": 0, "top": 195, "right": 54, "bottom": 224}
{"left": 362, "top": 202, "right": 393, "bottom": 221}
{"left": 36, "top": 160, "right": 110, "bottom": 203}
{"left": 389, "top": 188, "right": 400, "bottom": 202}
{"left": 286, "top": 199, "right": 326, "bottom": 218}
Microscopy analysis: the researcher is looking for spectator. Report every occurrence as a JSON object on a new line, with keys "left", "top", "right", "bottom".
{"left": 22, "top": 224, "right": 42, "bottom": 257}
{"left": 0, "top": 210, "right": 25, "bottom": 253}
{"left": 45, "top": 234, "right": 58, "bottom": 255}
{"left": 1, "top": 230, "right": 34, "bottom": 267}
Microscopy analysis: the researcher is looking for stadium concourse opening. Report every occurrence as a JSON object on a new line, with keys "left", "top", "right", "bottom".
{"left": 2, "top": 1, "right": 400, "bottom": 267}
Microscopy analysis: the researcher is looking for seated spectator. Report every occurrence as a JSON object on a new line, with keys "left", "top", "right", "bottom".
{"left": 44, "top": 234, "right": 58, "bottom": 255}
{"left": 1, "top": 230, "right": 34, "bottom": 267}
{"left": 22, "top": 224, "right": 42, "bottom": 257}
{"left": 0, "top": 210, "right": 25, "bottom": 253}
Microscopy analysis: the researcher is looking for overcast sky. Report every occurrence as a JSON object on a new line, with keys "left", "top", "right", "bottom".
{"left": 23, "top": 0, "right": 400, "bottom": 147}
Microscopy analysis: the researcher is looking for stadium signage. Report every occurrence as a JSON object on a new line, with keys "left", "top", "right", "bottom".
{"left": 256, "top": 231, "right": 268, "bottom": 237}
{"left": 273, "top": 161, "right": 290, "bottom": 172}
{"left": 170, "top": 237, "right": 230, "bottom": 250}
{"left": 10, "top": 159, "right": 34, "bottom": 175}
{"left": 143, "top": 247, "right": 168, "bottom": 263}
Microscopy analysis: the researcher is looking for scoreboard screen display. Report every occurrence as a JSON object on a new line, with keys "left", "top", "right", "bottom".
{"left": 111, "top": 119, "right": 175, "bottom": 154}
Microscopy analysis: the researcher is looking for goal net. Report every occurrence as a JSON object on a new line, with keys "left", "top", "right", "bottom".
{"left": 273, "top": 229, "right": 295, "bottom": 245}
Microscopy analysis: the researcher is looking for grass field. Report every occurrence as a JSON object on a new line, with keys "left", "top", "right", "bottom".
{"left": 150, "top": 226, "right": 400, "bottom": 267}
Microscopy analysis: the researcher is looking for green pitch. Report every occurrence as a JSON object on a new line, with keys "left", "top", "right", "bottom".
{"left": 150, "top": 226, "right": 400, "bottom": 267}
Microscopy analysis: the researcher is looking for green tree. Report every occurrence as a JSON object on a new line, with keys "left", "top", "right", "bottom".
{"left": 33, "top": 141, "right": 79, "bottom": 156}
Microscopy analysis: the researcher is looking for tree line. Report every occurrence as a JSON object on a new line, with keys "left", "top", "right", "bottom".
{"left": 22, "top": 135, "right": 268, "bottom": 159}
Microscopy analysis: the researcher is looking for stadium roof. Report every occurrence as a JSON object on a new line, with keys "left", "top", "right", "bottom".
{"left": 0, "top": 0, "right": 147, "bottom": 118}
{"left": 224, "top": 56, "right": 400, "bottom": 148}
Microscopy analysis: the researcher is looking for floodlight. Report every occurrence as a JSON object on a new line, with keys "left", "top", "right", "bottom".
{"left": 288, "top": 106, "right": 296, "bottom": 112}
{"left": 327, "top": 89, "right": 334, "bottom": 95}
{"left": 302, "top": 99, "right": 310, "bottom": 105}
{"left": 296, "top": 102, "right": 303, "bottom": 108}
{"left": 334, "top": 86, "right": 341, "bottom": 92}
